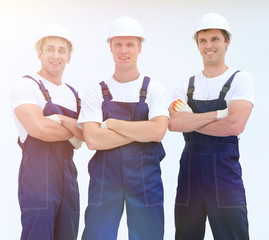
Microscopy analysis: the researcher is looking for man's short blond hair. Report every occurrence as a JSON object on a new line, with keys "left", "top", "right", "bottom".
{"left": 36, "top": 36, "right": 73, "bottom": 53}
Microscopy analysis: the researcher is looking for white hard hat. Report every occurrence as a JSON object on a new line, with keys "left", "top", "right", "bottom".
{"left": 194, "top": 13, "right": 232, "bottom": 40}
{"left": 36, "top": 24, "right": 73, "bottom": 50}
{"left": 107, "top": 16, "right": 145, "bottom": 43}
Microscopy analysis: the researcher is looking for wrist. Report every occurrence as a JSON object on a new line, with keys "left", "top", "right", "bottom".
{"left": 45, "top": 114, "right": 61, "bottom": 124}
{"left": 106, "top": 119, "right": 112, "bottom": 129}
{"left": 58, "top": 114, "right": 67, "bottom": 126}
{"left": 217, "top": 108, "right": 228, "bottom": 120}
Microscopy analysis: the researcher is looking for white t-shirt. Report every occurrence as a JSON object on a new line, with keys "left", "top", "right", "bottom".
{"left": 78, "top": 75, "right": 169, "bottom": 125}
{"left": 10, "top": 73, "right": 80, "bottom": 142}
{"left": 172, "top": 68, "right": 254, "bottom": 106}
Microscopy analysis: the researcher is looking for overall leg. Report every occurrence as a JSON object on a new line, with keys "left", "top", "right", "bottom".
{"left": 175, "top": 152, "right": 207, "bottom": 240}
{"left": 82, "top": 151, "right": 124, "bottom": 240}
{"left": 55, "top": 159, "right": 80, "bottom": 240}
{"left": 206, "top": 153, "right": 249, "bottom": 240}
{"left": 175, "top": 205, "right": 207, "bottom": 240}
{"left": 124, "top": 150, "right": 164, "bottom": 240}
{"left": 207, "top": 206, "right": 249, "bottom": 240}
{"left": 19, "top": 152, "right": 63, "bottom": 240}
{"left": 126, "top": 198, "right": 164, "bottom": 240}
{"left": 82, "top": 196, "right": 124, "bottom": 240}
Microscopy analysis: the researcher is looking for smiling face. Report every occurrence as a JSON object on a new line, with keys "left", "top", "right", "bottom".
{"left": 197, "top": 29, "right": 230, "bottom": 68}
{"left": 110, "top": 36, "right": 142, "bottom": 71}
{"left": 38, "top": 37, "right": 71, "bottom": 82}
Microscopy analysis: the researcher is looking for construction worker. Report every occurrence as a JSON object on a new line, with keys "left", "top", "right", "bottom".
{"left": 10, "top": 24, "right": 82, "bottom": 240}
{"left": 78, "top": 16, "right": 169, "bottom": 240}
{"left": 169, "top": 13, "right": 254, "bottom": 240}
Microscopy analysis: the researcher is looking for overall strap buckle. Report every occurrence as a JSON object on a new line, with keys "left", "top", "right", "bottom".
{"left": 99, "top": 81, "right": 112, "bottom": 101}
{"left": 219, "top": 70, "right": 240, "bottom": 100}
{"left": 23, "top": 75, "right": 52, "bottom": 103}
{"left": 139, "top": 76, "right": 150, "bottom": 102}
{"left": 187, "top": 76, "right": 195, "bottom": 100}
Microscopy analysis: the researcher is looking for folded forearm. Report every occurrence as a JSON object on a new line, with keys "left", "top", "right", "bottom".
{"left": 106, "top": 118, "right": 167, "bottom": 142}
{"left": 197, "top": 116, "right": 243, "bottom": 137}
{"left": 169, "top": 111, "right": 217, "bottom": 133}
{"left": 83, "top": 123, "right": 133, "bottom": 150}
{"left": 59, "top": 115, "right": 84, "bottom": 141}
{"left": 31, "top": 118, "right": 73, "bottom": 142}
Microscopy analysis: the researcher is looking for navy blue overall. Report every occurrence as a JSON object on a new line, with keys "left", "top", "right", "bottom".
{"left": 175, "top": 71, "right": 249, "bottom": 240}
{"left": 82, "top": 77, "right": 165, "bottom": 240}
{"left": 18, "top": 76, "right": 80, "bottom": 240}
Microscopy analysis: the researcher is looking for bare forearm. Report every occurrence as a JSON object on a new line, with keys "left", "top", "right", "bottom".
{"left": 15, "top": 104, "right": 73, "bottom": 142}
{"left": 197, "top": 115, "right": 243, "bottom": 137}
{"left": 106, "top": 117, "right": 168, "bottom": 142}
{"left": 168, "top": 111, "right": 217, "bottom": 133}
{"left": 31, "top": 118, "right": 73, "bottom": 142}
{"left": 83, "top": 122, "right": 133, "bottom": 150}
{"left": 59, "top": 115, "right": 84, "bottom": 141}
{"left": 198, "top": 100, "right": 253, "bottom": 137}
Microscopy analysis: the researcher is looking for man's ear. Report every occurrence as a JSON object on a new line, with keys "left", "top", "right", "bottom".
{"left": 38, "top": 50, "right": 42, "bottom": 60}
{"left": 67, "top": 53, "right": 71, "bottom": 63}
{"left": 226, "top": 39, "right": 231, "bottom": 51}
{"left": 138, "top": 43, "right": 142, "bottom": 54}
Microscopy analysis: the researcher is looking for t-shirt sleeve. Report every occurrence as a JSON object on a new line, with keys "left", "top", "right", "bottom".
{"left": 228, "top": 71, "right": 255, "bottom": 105}
{"left": 172, "top": 78, "right": 189, "bottom": 103}
{"left": 148, "top": 81, "right": 170, "bottom": 120}
{"left": 10, "top": 79, "right": 39, "bottom": 111}
{"left": 77, "top": 84, "right": 103, "bottom": 126}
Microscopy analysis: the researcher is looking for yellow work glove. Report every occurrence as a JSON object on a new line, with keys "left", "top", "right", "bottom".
{"left": 173, "top": 99, "right": 193, "bottom": 113}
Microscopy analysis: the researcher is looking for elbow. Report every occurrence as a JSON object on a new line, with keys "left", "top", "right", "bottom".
{"left": 168, "top": 123, "right": 174, "bottom": 132}
{"left": 153, "top": 136, "right": 162, "bottom": 143}
{"left": 168, "top": 120, "right": 177, "bottom": 132}
{"left": 153, "top": 128, "right": 167, "bottom": 142}
{"left": 85, "top": 139, "right": 98, "bottom": 150}
{"left": 229, "top": 124, "right": 245, "bottom": 136}
{"left": 85, "top": 136, "right": 102, "bottom": 150}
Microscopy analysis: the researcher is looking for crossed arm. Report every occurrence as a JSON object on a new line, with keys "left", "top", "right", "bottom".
{"left": 14, "top": 103, "right": 83, "bottom": 142}
{"left": 82, "top": 116, "right": 169, "bottom": 151}
{"left": 168, "top": 100, "right": 253, "bottom": 137}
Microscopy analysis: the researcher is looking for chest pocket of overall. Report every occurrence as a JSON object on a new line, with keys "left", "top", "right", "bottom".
{"left": 102, "top": 101, "right": 134, "bottom": 121}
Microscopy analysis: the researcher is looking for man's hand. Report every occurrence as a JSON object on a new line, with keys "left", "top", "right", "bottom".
{"left": 173, "top": 99, "right": 193, "bottom": 113}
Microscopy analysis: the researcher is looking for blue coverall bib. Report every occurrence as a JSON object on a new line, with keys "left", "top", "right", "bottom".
{"left": 175, "top": 71, "right": 249, "bottom": 240}
{"left": 82, "top": 77, "right": 165, "bottom": 240}
{"left": 18, "top": 76, "right": 80, "bottom": 240}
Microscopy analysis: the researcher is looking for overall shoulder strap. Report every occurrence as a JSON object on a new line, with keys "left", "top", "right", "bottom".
{"left": 99, "top": 81, "right": 112, "bottom": 101}
{"left": 139, "top": 76, "right": 150, "bottom": 103}
{"left": 65, "top": 83, "right": 81, "bottom": 114}
{"left": 187, "top": 76, "right": 195, "bottom": 100}
{"left": 219, "top": 70, "right": 240, "bottom": 100}
{"left": 23, "top": 75, "right": 52, "bottom": 103}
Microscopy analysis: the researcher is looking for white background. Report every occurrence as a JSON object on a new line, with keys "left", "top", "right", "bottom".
{"left": 1, "top": 0, "right": 268, "bottom": 239}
